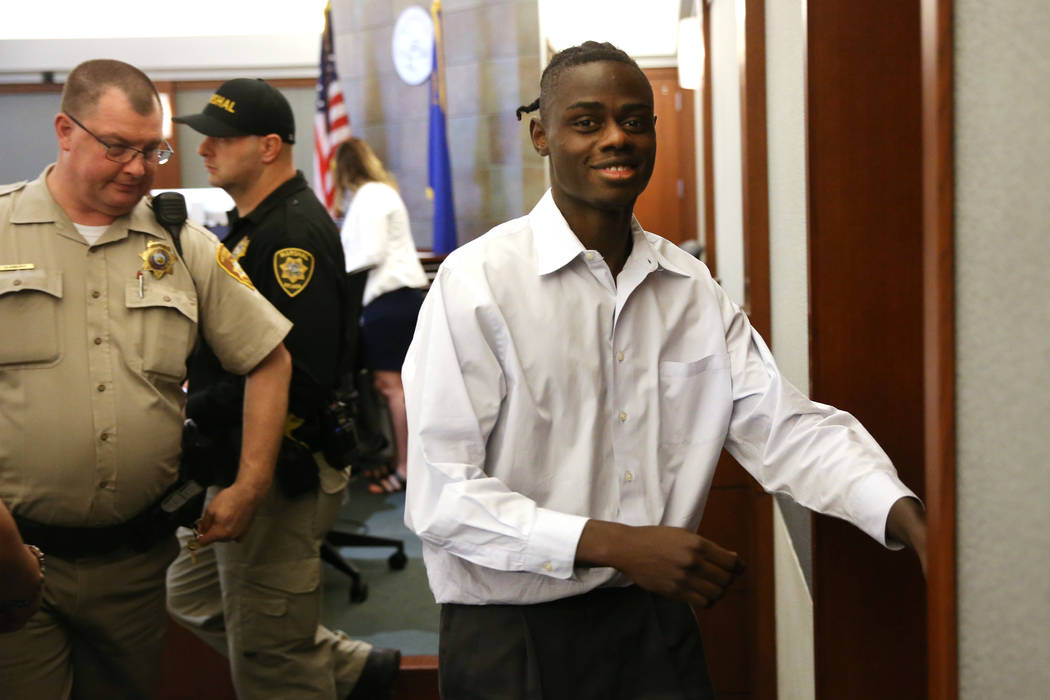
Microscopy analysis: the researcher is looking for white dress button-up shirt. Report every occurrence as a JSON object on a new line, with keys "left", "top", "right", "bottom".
{"left": 403, "top": 190, "right": 916, "bottom": 605}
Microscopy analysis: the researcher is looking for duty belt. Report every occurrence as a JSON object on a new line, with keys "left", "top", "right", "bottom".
{"left": 13, "top": 482, "right": 202, "bottom": 559}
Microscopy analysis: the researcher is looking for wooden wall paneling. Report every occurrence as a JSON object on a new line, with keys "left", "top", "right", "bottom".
{"left": 737, "top": 2, "right": 776, "bottom": 698}
{"left": 738, "top": 0, "right": 772, "bottom": 339}
{"left": 702, "top": 0, "right": 717, "bottom": 276}
{"left": 152, "top": 80, "right": 181, "bottom": 190}
{"left": 697, "top": 455, "right": 756, "bottom": 696}
{"left": 921, "top": 0, "right": 958, "bottom": 697}
{"left": 804, "top": 2, "right": 928, "bottom": 698}
{"left": 0, "top": 83, "right": 63, "bottom": 94}
{"left": 634, "top": 67, "right": 698, "bottom": 246}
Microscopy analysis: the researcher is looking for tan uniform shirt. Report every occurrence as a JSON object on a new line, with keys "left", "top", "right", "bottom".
{"left": 0, "top": 168, "right": 292, "bottom": 527}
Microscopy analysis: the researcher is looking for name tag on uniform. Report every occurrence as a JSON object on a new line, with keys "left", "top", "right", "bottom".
{"left": 0, "top": 263, "right": 35, "bottom": 271}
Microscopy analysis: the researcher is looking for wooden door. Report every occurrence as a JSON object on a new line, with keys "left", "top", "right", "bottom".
{"left": 805, "top": 2, "right": 928, "bottom": 698}
{"left": 633, "top": 68, "right": 698, "bottom": 246}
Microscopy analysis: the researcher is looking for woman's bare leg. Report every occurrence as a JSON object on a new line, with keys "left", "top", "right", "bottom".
{"left": 373, "top": 370, "right": 408, "bottom": 483}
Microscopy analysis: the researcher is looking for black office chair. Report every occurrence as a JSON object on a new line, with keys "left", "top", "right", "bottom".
{"left": 321, "top": 269, "right": 408, "bottom": 603}
{"left": 322, "top": 525, "right": 407, "bottom": 603}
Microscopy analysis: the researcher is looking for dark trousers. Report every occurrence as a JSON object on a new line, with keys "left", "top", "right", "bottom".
{"left": 439, "top": 585, "right": 715, "bottom": 700}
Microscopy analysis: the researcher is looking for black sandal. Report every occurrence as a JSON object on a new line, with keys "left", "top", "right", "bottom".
{"left": 367, "top": 472, "right": 406, "bottom": 495}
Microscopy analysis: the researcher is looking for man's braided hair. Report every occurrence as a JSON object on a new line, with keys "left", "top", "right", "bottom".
{"left": 515, "top": 41, "right": 642, "bottom": 123}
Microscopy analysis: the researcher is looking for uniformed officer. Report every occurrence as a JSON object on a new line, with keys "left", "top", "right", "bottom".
{"left": 0, "top": 59, "right": 293, "bottom": 699}
{"left": 166, "top": 78, "right": 400, "bottom": 699}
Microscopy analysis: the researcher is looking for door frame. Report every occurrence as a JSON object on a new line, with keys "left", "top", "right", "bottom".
{"left": 921, "top": 0, "right": 958, "bottom": 697}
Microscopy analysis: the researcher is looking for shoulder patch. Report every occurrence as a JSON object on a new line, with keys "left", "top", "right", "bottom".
{"left": 0, "top": 181, "right": 27, "bottom": 197}
{"left": 230, "top": 236, "right": 250, "bottom": 261}
{"left": 274, "top": 248, "right": 314, "bottom": 297}
{"left": 216, "top": 244, "right": 255, "bottom": 289}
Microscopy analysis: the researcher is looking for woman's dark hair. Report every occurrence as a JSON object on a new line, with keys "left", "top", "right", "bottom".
{"left": 516, "top": 41, "right": 642, "bottom": 122}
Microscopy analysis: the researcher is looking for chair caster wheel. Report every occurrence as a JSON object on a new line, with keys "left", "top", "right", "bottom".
{"left": 388, "top": 551, "right": 407, "bottom": 570}
{"left": 350, "top": 580, "right": 369, "bottom": 603}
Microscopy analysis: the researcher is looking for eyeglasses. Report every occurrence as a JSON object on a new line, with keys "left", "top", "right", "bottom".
{"left": 64, "top": 112, "right": 174, "bottom": 166}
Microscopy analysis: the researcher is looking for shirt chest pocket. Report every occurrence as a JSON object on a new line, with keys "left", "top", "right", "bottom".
{"left": 0, "top": 270, "right": 63, "bottom": 367}
{"left": 658, "top": 353, "right": 733, "bottom": 446}
{"left": 125, "top": 281, "right": 198, "bottom": 381}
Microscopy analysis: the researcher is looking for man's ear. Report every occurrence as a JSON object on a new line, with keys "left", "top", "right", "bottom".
{"left": 259, "top": 134, "right": 283, "bottom": 164}
{"left": 529, "top": 118, "right": 549, "bottom": 156}
{"left": 54, "top": 113, "right": 75, "bottom": 151}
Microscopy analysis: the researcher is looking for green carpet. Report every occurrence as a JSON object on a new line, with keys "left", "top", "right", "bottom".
{"left": 319, "top": 476, "right": 440, "bottom": 656}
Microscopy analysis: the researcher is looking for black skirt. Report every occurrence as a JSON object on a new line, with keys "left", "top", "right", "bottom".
{"left": 359, "top": 286, "right": 424, "bottom": 371}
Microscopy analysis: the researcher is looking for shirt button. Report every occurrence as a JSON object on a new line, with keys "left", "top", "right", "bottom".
{"left": 618, "top": 411, "right": 627, "bottom": 423}
{"left": 94, "top": 337, "right": 103, "bottom": 345}
{"left": 585, "top": 252, "right": 595, "bottom": 260}
{"left": 163, "top": 295, "right": 172, "bottom": 302}
{"left": 625, "top": 471, "right": 634, "bottom": 482}
{"left": 91, "top": 290, "right": 101, "bottom": 299}
{"left": 99, "top": 480, "right": 114, "bottom": 489}
{"left": 12, "top": 279, "right": 21, "bottom": 286}
{"left": 99, "top": 432, "right": 109, "bottom": 442}
{"left": 616, "top": 351, "right": 624, "bottom": 362}
{"left": 97, "top": 384, "right": 106, "bottom": 392}
{"left": 543, "top": 562, "right": 553, "bottom": 572}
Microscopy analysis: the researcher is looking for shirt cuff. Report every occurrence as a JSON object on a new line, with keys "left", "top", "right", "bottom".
{"left": 849, "top": 470, "right": 921, "bottom": 549}
{"left": 524, "top": 508, "right": 589, "bottom": 579}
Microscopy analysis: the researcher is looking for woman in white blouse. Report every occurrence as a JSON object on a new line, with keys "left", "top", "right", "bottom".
{"left": 335, "top": 138, "right": 428, "bottom": 493}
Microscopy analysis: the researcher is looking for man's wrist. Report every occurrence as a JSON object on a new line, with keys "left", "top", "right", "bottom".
{"left": 886, "top": 497, "right": 927, "bottom": 551}
{"left": 25, "top": 544, "right": 44, "bottom": 577}
{"left": 230, "top": 471, "right": 272, "bottom": 505}
{"left": 0, "top": 545, "right": 44, "bottom": 611}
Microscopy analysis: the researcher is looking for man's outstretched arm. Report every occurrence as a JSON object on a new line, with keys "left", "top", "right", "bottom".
{"left": 197, "top": 343, "right": 292, "bottom": 545}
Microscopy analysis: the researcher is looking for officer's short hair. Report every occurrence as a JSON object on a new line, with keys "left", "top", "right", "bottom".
{"left": 61, "top": 59, "right": 161, "bottom": 119}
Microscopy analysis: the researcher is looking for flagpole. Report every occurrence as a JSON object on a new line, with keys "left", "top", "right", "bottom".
{"left": 427, "top": 0, "right": 458, "bottom": 254}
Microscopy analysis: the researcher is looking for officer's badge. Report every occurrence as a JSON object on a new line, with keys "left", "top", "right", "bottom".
{"left": 216, "top": 244, "right": 255, "bottom": 290}
{"left": 140, "top": 242, "right": 176, "bottom": 279}
{"left": 274, "top": 248, "right": 314, "bottom": 298}
{"left": 230, "top": 237, "right": 250, "bottom": 261}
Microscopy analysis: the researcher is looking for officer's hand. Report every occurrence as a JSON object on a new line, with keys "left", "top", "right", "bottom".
{"left": 577, "top": 521, "right": 745, "bottom": 610}
{"left": 0, "top": 544, "right": 44, "bottom": 633}
{"left": 195, "top": 484, "right": 264, "bottom": 545}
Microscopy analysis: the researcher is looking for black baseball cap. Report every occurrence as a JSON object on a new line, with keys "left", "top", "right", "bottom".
{"left": 173, "top": 78, "right": 296, "bottom": 143}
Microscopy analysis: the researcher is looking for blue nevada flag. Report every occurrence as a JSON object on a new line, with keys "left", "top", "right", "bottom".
{"left": 427, "top": 0, "right": 457, "bottom": 254}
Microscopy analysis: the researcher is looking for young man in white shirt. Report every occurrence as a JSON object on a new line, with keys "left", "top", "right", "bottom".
{"left": 403, "top": 41, "right": 927, "bottom": 700}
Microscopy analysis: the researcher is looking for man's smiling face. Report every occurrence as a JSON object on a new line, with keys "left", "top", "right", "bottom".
{"left": 530, "top": 60, "right": 656, "bottom": 219}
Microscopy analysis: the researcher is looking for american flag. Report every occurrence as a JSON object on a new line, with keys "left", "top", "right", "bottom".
{"left": 313, "top": 2, "right": 351, "bottom": 215}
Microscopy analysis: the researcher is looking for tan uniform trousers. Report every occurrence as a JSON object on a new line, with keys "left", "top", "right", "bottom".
{"left": 0, "top": 535, "right": 179, "bottom": 699}
{"left": 166, "top": 462, "right": 371, "bottom": 699}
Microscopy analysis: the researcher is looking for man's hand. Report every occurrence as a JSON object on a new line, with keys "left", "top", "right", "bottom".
{"left": 195, "top": 483, "right": 266, "bottom": 545}
{"left": 576, "top": 520, "right": 746, "bottom": 609}
{"left": 886, "top": 496, "right": 927, "bottom": 577}
{"left": 0, "top": 544, "right": 44, "bottom": 633}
